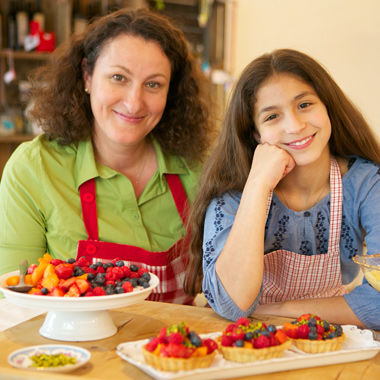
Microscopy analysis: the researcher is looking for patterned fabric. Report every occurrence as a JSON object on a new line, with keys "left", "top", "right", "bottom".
{"left": 77, "top": 174, "right": 194, "bottom": 305}
{"left": 260, "top": 159, "right": 346, "bottom": 304}
{"left": 202, "top": 156, "right": 380, "bottom": 329}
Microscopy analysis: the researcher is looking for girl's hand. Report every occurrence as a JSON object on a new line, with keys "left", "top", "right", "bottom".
{"left": 247, "top": 143, "right": 296, "bottom": 190}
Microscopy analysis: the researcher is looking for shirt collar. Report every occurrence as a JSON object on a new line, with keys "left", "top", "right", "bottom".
{"left": 74, "top": 137, "right": 189, "bottom": 190}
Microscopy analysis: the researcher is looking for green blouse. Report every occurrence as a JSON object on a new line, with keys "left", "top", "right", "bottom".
{"left": 0, "top": 135, "right": 201, "bottom": 275}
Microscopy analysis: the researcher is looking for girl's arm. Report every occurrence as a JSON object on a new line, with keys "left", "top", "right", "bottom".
{"left": 214, "top": 144, "right": 295, "bottom": 310}
{"left": 255, "top": 296, "right": 365, "bottom": 327}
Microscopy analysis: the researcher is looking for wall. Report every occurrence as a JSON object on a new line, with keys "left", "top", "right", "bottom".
{"left": 232, "top": 0, "right": 380, "bottom": 137}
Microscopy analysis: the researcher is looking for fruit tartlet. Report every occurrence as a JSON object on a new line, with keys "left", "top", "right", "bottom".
{"left": 282, "top": 314, "right": 345, "bottom": 353}
{"left": 218, "top": 317, "right": 291, "bottom": 362}
{"left": 142, "top": 322, "right": 218, "bottom": 371}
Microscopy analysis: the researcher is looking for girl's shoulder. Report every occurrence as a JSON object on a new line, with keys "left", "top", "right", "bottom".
{"left": 342, "top": 156, "right": 380, "bottom": 196}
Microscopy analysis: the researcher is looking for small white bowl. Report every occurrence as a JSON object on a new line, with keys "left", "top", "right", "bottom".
{"left": 8, "top": 344, "right": 90, "bottom": 373}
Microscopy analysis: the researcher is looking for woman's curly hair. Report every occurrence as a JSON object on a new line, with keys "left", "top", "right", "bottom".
{"left": 28, "top": 8, "right": 215, "bottom": 162}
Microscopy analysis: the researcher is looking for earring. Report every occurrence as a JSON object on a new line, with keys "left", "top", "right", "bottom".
{"left": 84, "top": 88, "right": 89, "bottom": 93}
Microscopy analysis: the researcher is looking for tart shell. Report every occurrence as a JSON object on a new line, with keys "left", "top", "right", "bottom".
{"left": 219, "top": 339, "right": 291, "bottom": 363}
{"left": 142, "top": 347, "right": 216, "bottom": 371}
{"left": 292, "top": 333, "right": 346, "bottom": 353}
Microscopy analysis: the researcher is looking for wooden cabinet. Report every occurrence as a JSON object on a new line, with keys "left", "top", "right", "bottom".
{"left": 0, "top": 0, "right": 229, "bottom": 177}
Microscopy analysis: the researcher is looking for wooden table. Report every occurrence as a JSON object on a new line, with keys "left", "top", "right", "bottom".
{"left": 0, "top": 301, "right": 379, "bottom": 380}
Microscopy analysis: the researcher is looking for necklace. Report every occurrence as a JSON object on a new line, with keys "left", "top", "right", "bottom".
{"left": 134, "top": 147, "right": 149, "bottom": 185}
{"left": 277, "top": 182, "right": 329, "bottom": 211}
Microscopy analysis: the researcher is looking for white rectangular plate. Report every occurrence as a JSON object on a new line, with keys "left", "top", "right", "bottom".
{"left": 116, "top": 325, "right": 380, "bottom": 380}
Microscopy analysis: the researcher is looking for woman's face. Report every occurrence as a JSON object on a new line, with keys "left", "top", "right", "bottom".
{"left": 253, "top": 73, "right": 331, "bottom": 167}
{"left": 84, "top": 34, "right": 171, "bottom": 148}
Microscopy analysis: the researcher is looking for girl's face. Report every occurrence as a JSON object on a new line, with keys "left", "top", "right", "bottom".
{"left": 253, "top": 73, "right": 331, "bottom": 167}
{"left": 84, "top": 34, "right": 171, "bottom": 149}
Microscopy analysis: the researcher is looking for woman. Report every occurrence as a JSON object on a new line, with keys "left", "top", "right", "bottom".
{"left": 0, "top": 8, "right": 214, "bottom": 304}
{"left": 185, "top": 49, "right": 380, "bottom": 329}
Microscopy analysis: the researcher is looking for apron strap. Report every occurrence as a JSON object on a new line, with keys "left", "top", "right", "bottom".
{"left": 165, "top": 174, "right": 189, "bottom": 226}
{"left": 79, "top": 179, "right": 99, "bottom": 241}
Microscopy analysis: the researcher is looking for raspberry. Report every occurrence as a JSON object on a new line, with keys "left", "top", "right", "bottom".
{"left": 235, "top": 317, "right": 250, "bottom": 327}
{"left": 122, "top": 281, "right": 133, "bottom": 293}
{"left": 161, "top": 343, "right": 191, "bottom": 358}
{"left": 122, "top": 266, "right": 131, "bottom": 277}
{"left": 77, "top": 256, "right": 91, "bottom": 267}
{"left": 112, "top": 267, "right": 124, "bottom": 279}
{"left": 129, "top": 271, "right": 139, "bottom": 279}
{"left": 96, "top": 266, "right": 105, "bottom": 274}
{"left": 254, "top": 335, "right": 270, "bottom": 348}
{"left": 225, "top": 323, "right": 235, "bottom": 333}
{"left": 221, "top": 334, "right": 234, "bottom": 346}
{"left": 138, "top": 267, "right": 148, "bottom": 276}
{"left": 231, "top": 327, "right": 245, "bottom": 341}
{"left": 316, "top": 324, "right": 324, "bottom": 335}
{"left": 167, "top": 332, "right": 183, "bottom": 345}
{"left": 297, "top": 324, "right": 310, "bottom": 339}
{"left": 269, "top": 333, "right": 279, "bottom": 346}
{"left": 92, "top": 286, "right": 106, "bottom": 296}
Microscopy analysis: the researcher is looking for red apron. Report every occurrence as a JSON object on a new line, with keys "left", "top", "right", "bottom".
{"left": 76, "top": 174, "right": 194, "bottom": 305}
{"left": 260, "top": 158, "right": 347, "bottom": 304}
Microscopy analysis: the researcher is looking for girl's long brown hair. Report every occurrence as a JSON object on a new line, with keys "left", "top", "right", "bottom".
{"left": 184, "top": 48, "right": 380, "bottom": 296}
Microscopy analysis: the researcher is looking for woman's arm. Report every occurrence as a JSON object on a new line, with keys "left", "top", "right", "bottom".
{"left": 255, "top": 296, "right": 365, "bottom": 326}
{"left": 215, "top": 144, "right": 295, "bottom": 310}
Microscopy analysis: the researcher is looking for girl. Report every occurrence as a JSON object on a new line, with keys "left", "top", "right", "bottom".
{"left": 185, "top": 49, "right": 380, "bottom": 329}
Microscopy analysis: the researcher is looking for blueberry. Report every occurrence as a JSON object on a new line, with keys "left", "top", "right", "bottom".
{"left": 308, "top": 318, "right": 317, "bottom": 327}
{"left": 334, "top": 325, "right": 343, "bottom": 336}
{"left": 322, "top": 320, "right": 330, "bottom": 332}
{"left": 105, "top": 284, "right": 115, "bottom": 295}
{"left": 188, "top": 331, "right": 202, "bottom": 347}
{"left": 41, "top": 287, "right": 49, "bottom": 295}
{"left": 115, "top": 260, "right": 125, "bottom": 267}
{"left": 103, "top": 262, "right": 114, "bottom": 270}
{"left": 259, "top": 330, "right": 270, "bottom": 337}
{"left": 87, "top": 273, "right": 95, "bottom": 281}
{"left": 130, "top": 264, "right": 139, "bottom": 272}
{"left": 142, "top": 281, "right": 150, "bottom": 288}
{"left": 235, "top": 339, "right": 245, "bottom": 347}
{"left": 73, "top": 266, "right": 86, "bottom": 276}
{"left": 326, "top": 332, "right": 337, "bottom": 339}
{"left": 142, "top": 272, "right": 151, "bottom": 281}
{"left": 245, "top": 332, "right": 254, "bottom": 340}
{"left": 95, "top": 273, "right": 106, "bottom": 285}
{"left": 129, "top": 279, "right": 138, "bottom": 287}
{"left": 308, "top": 331, "right": 318, "bottom": 340}
{"left": 267, "top": 325, "right": 277, "bottom": 333}
{"left": 67, "top": 258, "right": 75, "bottom": 264}
{"left": 89, "top": 263, "right": 98, "bottom": 270}
{"left": 115, "top": 286, "right": 125, "bottom": 294}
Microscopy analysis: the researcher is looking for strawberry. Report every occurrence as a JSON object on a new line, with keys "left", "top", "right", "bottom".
{"left": 27, "top": 264, "right": 38, "bottom": 274}
{"left": 297, "top": 324, "right": 310, "bottom": 339}
{"left": 50, "top": 259, "right": 64, "bottom": 266}
{"left": 75, "top": 278, "right": 90, "bottom": 294}
{"left": 254, "top": 334, "right": 270, "bottom": 349}
{"left": 54, "top": 263, "right": 74, "bottom": 279}
{"left": 145, "top": 337, "right": 160, "bottom": 352}
{"left": 202, "top": 338, "right": 218, "bottom": 354}
{"left": 64, "top": 283, "right": 81, "bottom": 297}
{"left": 225, "top": 323, "right": 235, "bottom": 333}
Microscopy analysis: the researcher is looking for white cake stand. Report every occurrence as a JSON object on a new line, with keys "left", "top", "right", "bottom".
{"left": 0, "top": 270, "right": 159, "bottom": 341}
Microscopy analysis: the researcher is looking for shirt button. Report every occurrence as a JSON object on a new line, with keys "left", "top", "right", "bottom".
{"left": 86, "top": 244, "right": 97, "bottom": 254}
{"left": 304, "top": 211, "right": 311, "bottom": 217}
{"left": 133, "top": 214, "right": 139, "bottom": 220}
{"left": 83, "top": 193, "right": 94, "bottom": 203}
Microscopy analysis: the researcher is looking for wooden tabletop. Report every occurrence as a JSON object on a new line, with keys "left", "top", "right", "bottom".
{"left": 0, "top": 301, "right": 379, "bottom": 380}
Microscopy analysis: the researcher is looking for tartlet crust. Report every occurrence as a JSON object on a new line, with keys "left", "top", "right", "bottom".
{"left": 142, "top": 347, "right": 216, "bottom": 371}
{"left": 292, "top": 333, "right": 346, "bottom": 353}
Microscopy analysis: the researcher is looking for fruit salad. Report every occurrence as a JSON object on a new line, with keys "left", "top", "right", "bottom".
{"left": 5, "top": 253, "right": 152, "bottom": 297}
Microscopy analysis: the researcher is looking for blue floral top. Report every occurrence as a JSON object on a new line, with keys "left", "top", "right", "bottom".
{"left": 202, "top": 156, "right": 380, "bottom": 329}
